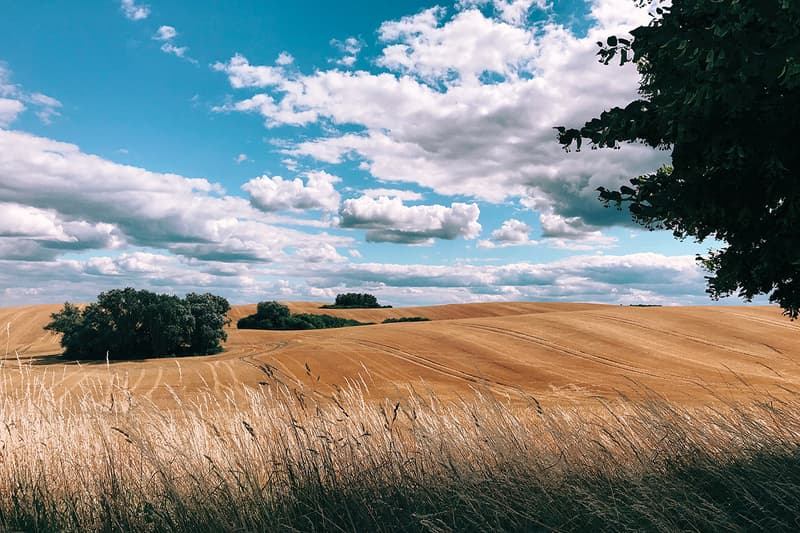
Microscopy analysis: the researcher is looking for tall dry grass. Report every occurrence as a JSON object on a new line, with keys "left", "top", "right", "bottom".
{"left": 2, "top": 358, "right": 800, "bottom": 532}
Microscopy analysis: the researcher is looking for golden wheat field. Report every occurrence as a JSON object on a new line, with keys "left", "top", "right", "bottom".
{"left": 2, "top": 301, "right": 798, "bottom": 406}
{"left": 3, "top": 301, "right": 800, "bottom": 531}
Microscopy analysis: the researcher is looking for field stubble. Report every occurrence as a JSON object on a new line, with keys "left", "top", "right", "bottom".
{"left": 2, "top": 302, "right": 800, "bottom": 531}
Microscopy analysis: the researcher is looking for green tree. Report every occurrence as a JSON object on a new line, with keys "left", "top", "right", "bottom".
{"left": 237, "top": 301, "right": 291, "bottom": 329}
{"left": 185, "top": 293, "right": 231, "bottom": 355}
{"left": 557, "top": 0, "right": 800, "bottom": 317}
{"left": 237, "top": 302, "right": 367, "bottom": 330}
{"left": 142, "top": 294, "right": 194, "bottom": 356}
{"left": 44, "top": 302, "right": 84, "bottom": 357}
{"left": 45, "top": 288, "right": 230, "bottom": 360}
{"left": 325, "top": 293, "right": 386, "bottom": 308}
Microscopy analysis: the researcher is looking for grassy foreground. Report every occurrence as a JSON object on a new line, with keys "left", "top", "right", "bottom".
{"left": 2, "top": 363, "right": 800, "bottom": 532}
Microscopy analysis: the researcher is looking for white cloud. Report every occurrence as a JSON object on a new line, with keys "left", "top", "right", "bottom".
{"left": 457, "top": 0, "right": 547, "bottom": 26}
{"left": 538, "top": 213, "right": 617, "bottom": 250}
{"left": 0, "top": 64, "right": 61, "bottom": 125}
{"left": 0, "top": 129, "right": 351, "bottom": 263}
{"left": 212, "top": 54, "right": 286, "bottom": 89}
{"left": 120, "top": 0, "right": 150, "bottom": 20}
{"left": 377, "top": 7, "right": 445, "bottom": 42}
{"left": 377, "top": 7, "right": 538, "bottom": 85}
{"left": 235, "top": 153, "right": 248, "bottom": 164}
{"left": 276, "top": 52, "right": 295, "bottom": 66}
{"left": 281, "top": 158, "right": 298, "bottom": 171}
{"left": 362, "top": 188, "right": 423, "bottom": 201}
{"left": 213, "top": 0, "right": 662, "bottom": 233}
{"left": 331, "top": 37, "right": 363, "bottom": 67}
{"left": 304, "top": 252, "right": 706, "bottom": 301}
{"left": 160, "top": 43, "right": 190, "bottom": 59}
{"left": 339, "top": 196, "right": 481, "bottom": 244}
{"left": 478, "top": 218, "right": 537, "bottom": 248}
{"left": 153, "top": 25, "right": 177, "bottom": 41}
{"left": 151, "top": 26, "right": 195, "bottom": 62}
{"left": 0, "top": 98, "right": 25, "bottom": 127}
{"left": 242, "top": 171, "right": 341, "bottom": 213}
{"left": 295, "top": 243, "right": 346, "bottom": 263}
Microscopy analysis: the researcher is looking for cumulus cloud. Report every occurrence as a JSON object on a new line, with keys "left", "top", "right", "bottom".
{"left": 330, "top": 37, "right": 363, "bottom": 67}
{"left": 212, "top": 54, "right": 287, "bottom": 89}
{"left": 538, "top": 213, "right": 617, "bottom": 250}
{"left": 276, "top": 52, "right": 294, "bottom": 66}
{"left": 0, "top": 98, "right": 24, "bottom": 127}
{"left": 339, "top": 196, "right": 481, "bottom": 244}
{"left": 377, "top": 6, "right": 538, "bottom": 85}
{"left": 243, "top": 171, "right": 341, "bottom": 212}
{"left": 0, "top": 129, "right": 351, "bottom": 263}
{"left": 213, "top": 0, "right": 664, "bottom": 233}
{"left": 478, "top": 218, "right": 536, "bottom": 248}
{"left": 120, "top": 0, "right": 150, "bottom": 20}
{"left": 151, "top": 26, "right": 195, "bottom": 62}
{"left": 235, "top": 153, "right": 248, "bottom": 164}
{"left": 153, "top": 25, "right": 177, "bottom": 41}
{"left": 457, "top": 0, "right": 547, "bottom": 26}
{"left": 304, "top": 252, "right": 706, "bottom": 301}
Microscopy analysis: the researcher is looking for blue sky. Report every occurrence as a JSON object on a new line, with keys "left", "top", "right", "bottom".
{"left": 0, "top": 0, "right": 752, "bottom": 307}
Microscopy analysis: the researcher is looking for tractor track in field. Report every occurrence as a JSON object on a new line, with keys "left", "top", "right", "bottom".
{"left": 724, "top": 312, "right": 800, "bottom": 333}
{"left": 591, "top": 313, "right": 778, "bottom": 361}
{"left": 455, "top": 322, "right": 688, "bottom": 382}
{"left": 353, "top": 338, "right": 526, "bottom": 397}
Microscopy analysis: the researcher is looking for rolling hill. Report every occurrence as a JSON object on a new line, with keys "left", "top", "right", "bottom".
{"left": 1, "top": 302, "right": 798, "bottom": 406}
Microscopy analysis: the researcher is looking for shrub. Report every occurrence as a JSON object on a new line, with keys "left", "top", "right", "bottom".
{"left": 293, "top": 313, "right": 367, "bottom": 329}
{"left": 382, "top": 316, "right": 429, "bottom": 323}
{"left": 237, "top": 301, "right": 369, "bottom": 330}
{"left": 320, "top": 293, "right": 391, "bottom": 309}
{"left": 45, "top": 288, "right": 231, "bottom": 360}
{"left": 382, "top": 317, "right": 430, "bottom": 324}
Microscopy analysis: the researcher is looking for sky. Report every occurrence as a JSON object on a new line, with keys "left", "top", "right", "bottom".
{"left": 0, "top": 0, "right": 759, "bottom": 307}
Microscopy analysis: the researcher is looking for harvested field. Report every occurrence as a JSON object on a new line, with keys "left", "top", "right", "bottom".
{"left": 2, "top": 302, "right": 798, "bottom": 407}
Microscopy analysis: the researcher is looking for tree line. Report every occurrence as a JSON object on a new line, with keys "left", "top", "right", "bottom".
{"left": 320, "top": 293, "right": 391, "bottom": 309}
{"left": 237, "top": 301, "right": 368, "bottom": 330}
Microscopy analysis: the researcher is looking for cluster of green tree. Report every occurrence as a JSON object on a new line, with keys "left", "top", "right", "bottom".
{"left": 557, "top": 0, "right": 800, "bottom": 318}
{"left": 320, "top": 293, "right": 392, "bottom": 309}
{"left": 237, "top": 301, "right": 369, "bottom": 330}
{"left": 44, "top": 288, "right": 231, "bottom": 360}
{"left": 382, "top": 317, "right": 430, "bottom": 323}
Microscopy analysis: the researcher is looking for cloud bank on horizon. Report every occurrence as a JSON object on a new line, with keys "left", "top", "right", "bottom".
{"left": 0, "top": 0, "right": 745, "bottom": 307}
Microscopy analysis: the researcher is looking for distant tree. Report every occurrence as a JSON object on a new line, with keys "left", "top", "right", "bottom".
{"left": 382, "top": 317, "right": 430, "bottom": 323}
{"left": 257, "top": 301, "right": 291, "bottom": 322}
{"left": 237, "top": 301, "right": 368, "bottom": 330}
{"left": 237, "top": 301, "right": 290, "bottom": 330}
{"left": 321, "top": 293, "right": 389, "bottom": 309}
{"left": 556, "top": 0, "right": 800, "bottom": 318}
{"left": 45, "top": 288, "right": 230, "bottom": 360}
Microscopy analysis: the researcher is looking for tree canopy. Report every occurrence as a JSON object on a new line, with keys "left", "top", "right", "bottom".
{"left": 321, "top": 293, "right": 390, "bottom": 309}
{"left": 45, "top": 288, "right": 231, "bottom": 360}
{"left": 557, "top": 0, "right": 800, "bottom": 317}
{"left": 237, "top": 301, "right": 367, "bottom": 330}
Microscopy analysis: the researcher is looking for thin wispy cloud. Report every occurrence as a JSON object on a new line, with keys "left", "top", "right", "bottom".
{"left": 120, "top": 0, "right": 150, "bottom": 21}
